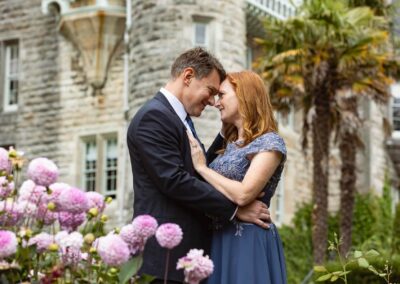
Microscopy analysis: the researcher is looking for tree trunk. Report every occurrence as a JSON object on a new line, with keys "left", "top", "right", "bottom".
{"left": 339, "top": 97, "right": 358, "bottom": 256}
{"left": 311, "top": 85, "right": 331, "bottom": 264}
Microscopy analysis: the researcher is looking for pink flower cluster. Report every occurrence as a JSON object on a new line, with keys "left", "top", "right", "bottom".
{"left": 0, "top": 147, "right": 12, "bottom": 174}
{"left": 58, "top": 187, "right": 89, "bottom": 214}
{"left": 156, "top": 223, "right": 183, "bottom": 249}
{"left": 0, "top": 176, "right": 14, "bottom": 198}
{"left": 120, "top": 215, "right": 158, "bottom": 254}
{"left": 0, "top": 200, "right": 23, "bottom": 226}
{"left": 177, "top": 249, "right": 214, "bottom": 284}
{"left": 56, "top": 231, "right": 84, "bottom": 265}
{"left": 0, "top": 230, "right": 17, "bottom": 259}
{"left": 27, "top": 158, "right": 59, "bottom": 187}
{"left": 28, "top": 232, "right": 53, "bottom": 253}
{"left": 95, "top": 234, "right": 130, "bottom": 267}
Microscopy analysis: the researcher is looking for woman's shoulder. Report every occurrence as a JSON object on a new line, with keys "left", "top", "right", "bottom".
{"left": 247, "top": 132, "right": 286, "bottom": 155}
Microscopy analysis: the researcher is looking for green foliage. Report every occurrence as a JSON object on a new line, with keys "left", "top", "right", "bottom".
{"left": 279, "top": 203, "right": 313, "bottom": 284}
{"left": 317, "top": 255, "right": 400, "bottom": 283}
{"left": 392, "top": 203, "right": 400, "bottom": 256}
{"left": 280, "top": 182, "right": 398, "bottom": 284}
{"left": 314, "top": 233, "right": 395, "bottom": 283}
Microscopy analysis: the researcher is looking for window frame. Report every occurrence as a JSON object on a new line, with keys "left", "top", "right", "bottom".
{"left": 390, "top": 83, "right": 400, "bottom": 138}
{"left": 2, "top": 40, "right": 20, "bottom": 112}
{"left": 80, "top": 133, "right": 119, "bottom": 198}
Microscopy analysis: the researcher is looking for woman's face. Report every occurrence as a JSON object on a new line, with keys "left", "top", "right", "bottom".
{"left": 215, "top": 79, "right": 241, "bottom": 125}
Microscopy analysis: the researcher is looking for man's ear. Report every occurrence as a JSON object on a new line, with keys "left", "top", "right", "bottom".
{"left": 183, "top": 68, "right": 194, "bottom": 86}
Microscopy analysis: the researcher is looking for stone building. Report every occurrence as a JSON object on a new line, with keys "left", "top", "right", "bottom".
{"left": 0, "top": 0, "right": 399, "bottom": 225}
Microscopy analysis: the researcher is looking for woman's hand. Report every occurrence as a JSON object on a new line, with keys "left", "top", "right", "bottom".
{"left": 187, "top": 131, "right": 207, "bottom": 171}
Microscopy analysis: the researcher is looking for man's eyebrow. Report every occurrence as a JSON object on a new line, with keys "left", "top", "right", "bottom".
{"left": 207, "top": 86, "right": 219, "bottom": 94}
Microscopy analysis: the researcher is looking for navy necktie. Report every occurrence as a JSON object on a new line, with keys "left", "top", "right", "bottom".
{"left": 185, "top": 115, "right": 205, "bottom": 154}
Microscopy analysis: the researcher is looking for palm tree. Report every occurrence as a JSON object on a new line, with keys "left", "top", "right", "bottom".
{"left": 255, "top": 0, "right": 399, "bottom": 263}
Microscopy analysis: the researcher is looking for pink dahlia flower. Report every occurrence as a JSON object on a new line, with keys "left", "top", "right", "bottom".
{"left": 0, "top": 230, "right": 17, "bottom": 259}
{"left": 177, "top": 249, "right": 214, "bottom": 284}
{"left": 96, "top": 234, "right": 130, "bottom": 267}
{"left": 0, "top": 176, "right": 14, "bottom": 198}
{"left": 120, "top": 224, "right": 145, "bottom": 254}
{"left": 132, "top": 215, "right": 158, "bottom": 239}
{"left": 0, "top": 200, "right": 23, "bottom": 226}
{"left": 58, "top": 187, "right": 89, "bottom": 214}
{"left": 27, "top": 158, "right": 59, "bottom": 187}
{"left": 28, "top": 232, "right": 53, "bottom": 253}
{"left": 61, "top": 246, "right": 82, "bottom": 266}
{"left": 155, "top": 223, "right": 183, "bottom": 249}
{"left": 86, "top": 191, "right": 105, "bottom": 211}
{"left": 18, "top": 180, "right": 46, "bottom": 204}
{"left": 55, "top": 231, "right": 69, "bottom": 245}
{"left": 58, "top": 212, "right": 86, "bottom": 232}
{"left": 58, "top": 232, "right": 83, "bottom": 250}
{"left": 0, "top": 148, "right": 12, "bottom": 174}
{"left": 36, "top": 204, "right": 58, "bottom": 225}
{"left": 48, "top": 183, "right": 70, "bottom": 210}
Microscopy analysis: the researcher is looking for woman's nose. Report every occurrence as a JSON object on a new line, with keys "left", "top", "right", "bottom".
{"left": 215, "top": 99, "right": 221, "bottom": 109}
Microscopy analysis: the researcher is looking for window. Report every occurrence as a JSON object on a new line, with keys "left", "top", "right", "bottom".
{"left": 2, "top": 40, "right": 19, "bottom": 112}
{"left": 103, "top": 137, "right": 118, "bottom": 198}
{"left": 81, "top": 134, "right": 118, "bottom": 198}
{"left": 84, "top": 140, "right": 97, "bottom": 192}
{"left": 193, "top": 21, "right": 208, "bottom": 48}
{"left": 391, "top": 83, "right": 400, "bottom": 138}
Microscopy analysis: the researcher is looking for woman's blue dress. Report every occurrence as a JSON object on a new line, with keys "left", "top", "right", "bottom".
{"left": 207, "top": 132, "right": 287, "bottom": 284}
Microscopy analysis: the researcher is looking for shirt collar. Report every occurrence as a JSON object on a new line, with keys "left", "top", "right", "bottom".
{"left": 160, "top": 87, "right": 187, "bottom": 123}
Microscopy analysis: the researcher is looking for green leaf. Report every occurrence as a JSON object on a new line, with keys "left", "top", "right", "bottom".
{"left": 354, "top": 250, "right": 362, "bottom": 258}
{"left": 365, "top": 249, "right": 380, "bottom": 257}
{"left": 357, "top": 257, "right": 369, "bottom": 268}
{"left": 316, "top": 273, "right": 332, "bottom": 282}
{"left": 330, "top": 275, "right": 339, "bottom": 282}
{"left": 118, "top": 256, "right": 143, "bottom": 284}
{"left": 314, "top": 266, "right": 327, "bottom": 272}
{"left": 137, "top": 274, "right": 156, "bottom": 284}
{"left": 338, "top": 271, "right": 351, "bottom": 276}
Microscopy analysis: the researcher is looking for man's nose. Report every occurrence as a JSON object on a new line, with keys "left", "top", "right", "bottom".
{"left": 207, "top": 95, "right": 215, "bottom": 106}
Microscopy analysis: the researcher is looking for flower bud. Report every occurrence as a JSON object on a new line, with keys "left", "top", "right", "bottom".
{"left": 84, "top": 233, "right": 95, "bottom": 245}
{"left": 48, "top": 243, "right": 59, "bottom": 251}
{"left": 101, "top": 214, "right": 108, "bottom": 223}
{"left": 108, "top": 268, "right": 118, "bottom": 275}
{"left": 88, "top": 207, "right": 98, "bottom": 217}
{"left": 113, "top": 227, "right": 120, "bottom": 234}
{"left": 8, "top": 148, "right": 17, "bottom": 158}
{"left": 47, "top": 202, "right": 56, "bottom": 211}
{"left": 105, "top": 197, "right": 113, "bottom": 204}
{"left": 89, "top": 247, "right": 97, "bottom": 254}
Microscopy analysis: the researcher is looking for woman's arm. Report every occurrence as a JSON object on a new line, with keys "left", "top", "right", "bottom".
{"left": 188, "top": 132, "right": 282, "bottom": 206}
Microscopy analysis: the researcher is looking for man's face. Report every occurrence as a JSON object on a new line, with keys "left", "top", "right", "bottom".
{"left": 182, "top": 69, "right": 221, "bottom": 117}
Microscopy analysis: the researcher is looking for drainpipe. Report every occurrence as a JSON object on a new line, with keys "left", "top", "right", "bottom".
{"left": 119, "top": 0, "right": 131, "bottom": 223}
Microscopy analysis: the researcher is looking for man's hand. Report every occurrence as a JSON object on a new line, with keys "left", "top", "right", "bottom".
{"left": 236, "top": 200, "right": 271, "bottom": 229}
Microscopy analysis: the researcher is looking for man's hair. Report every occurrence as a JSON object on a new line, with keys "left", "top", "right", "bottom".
{"left": 171, "top": 47, "right": 226, "bottom": 82}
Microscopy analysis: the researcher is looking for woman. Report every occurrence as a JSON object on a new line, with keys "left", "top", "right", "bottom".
{"left": 188, "top": 70, "right": 287, "bottom": 284}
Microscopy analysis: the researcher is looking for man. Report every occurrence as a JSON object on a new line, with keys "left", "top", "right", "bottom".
{"left": 127, "top": 47, "right": 270, "bottom": 283}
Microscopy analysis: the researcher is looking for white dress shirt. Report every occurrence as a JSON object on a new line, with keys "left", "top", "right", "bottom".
{"left": 160, "top": 88, "right": 194, "bottom": 136}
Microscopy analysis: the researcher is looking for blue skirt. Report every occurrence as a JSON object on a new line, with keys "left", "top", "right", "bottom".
{"left": 207, "top": 222, "right": 287, "bottom": 284}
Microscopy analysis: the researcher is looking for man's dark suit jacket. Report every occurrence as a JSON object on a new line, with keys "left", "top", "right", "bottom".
{"left": 127, "top": 92, "right": 237, "bottom": 282}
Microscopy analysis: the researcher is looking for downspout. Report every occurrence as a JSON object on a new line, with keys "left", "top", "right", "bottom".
{"left": 119, "top": 0, "right": 131, "bottom": 223}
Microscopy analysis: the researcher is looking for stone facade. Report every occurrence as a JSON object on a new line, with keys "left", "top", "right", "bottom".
{"left": 0, "top": 0, "right": 398, "bottom": 226}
